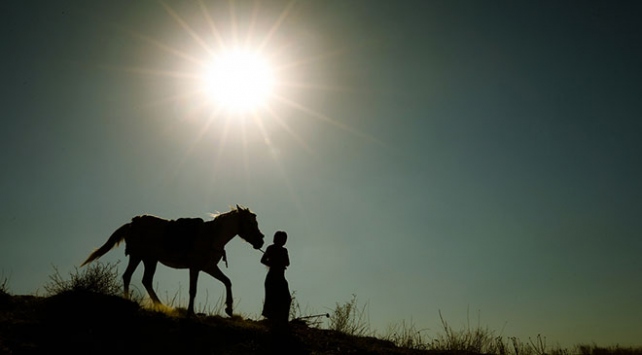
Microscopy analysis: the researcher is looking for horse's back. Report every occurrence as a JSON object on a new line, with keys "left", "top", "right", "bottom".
{"left": 164, "top": 218, "right": 204, "bottom": 251}
{"left": 167, "top": 218, "right": 204, "bottom": 236}
{"left": 126, "top": 215, "right": 204, "bottom": 262}
{"left": 132, "top": 214, "right": 166, "bottom": 224}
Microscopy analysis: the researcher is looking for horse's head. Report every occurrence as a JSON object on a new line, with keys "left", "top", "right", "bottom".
{"left": 235, "top": 205, "right": 264, "bottom": 250}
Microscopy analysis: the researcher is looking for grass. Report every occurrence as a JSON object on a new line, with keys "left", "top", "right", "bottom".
{"left": 328, "top": 293, "right": 373, "bottom": 337}
{"left": 326, "top": 295, "right": 642, "bottom": 355}
{"left": 576, "top": 345, "right": 642, "bottom": 355}
{"left": 43, "top": 262, "right": 121, "bottom": 296}
{"left": 382, "top": 319, "right": 429, "bottom": 350}
{"left": 0, "top": 272, "right": 9, "bottom": 295}
{"left": 0, "top": 272, "right": 9, "bottom": 307}
{"left": 158, "top": 285, "right": 230, "bottom": 317}
{"left": 13, "top": 264, "right": 639, "bottom": 355}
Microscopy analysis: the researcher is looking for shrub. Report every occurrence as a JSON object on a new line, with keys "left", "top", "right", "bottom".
{"left": 382, "top": 319, "right": 429, "bottom": 350}
{"left": 576, "top": 344, "right": 642, "bottom": 355}
{"left": 328, "top": 294, "right": 371, "bottom": 336}
{"left": 0, "top": 272, "right": 9, "bottom": 295}
{"left": 0, "top": 272, "right": 9, "bottom": 307}
{"left": 288, "top": 291, "right": 328, "bottom": 328}
{"left": 428, "top": 310, "right": 504, "bottom": 354}
{"left": 44, "top": 262, "right": 121, "bottom": 296}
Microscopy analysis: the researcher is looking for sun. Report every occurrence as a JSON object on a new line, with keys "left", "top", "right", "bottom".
{"left": 104, "top": 0, "right": 382, "bottom": 215}
{"left": 204, "top": 49, "right": 275, "bottom": 114}
{"left": 115, "top": 0, "right": 379, "bottom": 154}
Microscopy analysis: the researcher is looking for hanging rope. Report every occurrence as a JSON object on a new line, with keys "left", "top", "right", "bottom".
{"left": 222, "top": 249, "right": 228, "bottom": 268}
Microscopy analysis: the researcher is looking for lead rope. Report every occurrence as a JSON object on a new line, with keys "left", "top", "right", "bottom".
{"left": 223, "top": 249, "right": 228, "bottom": 268}
{"left": 221, "top": 248, "right": 262, "bottom": 269}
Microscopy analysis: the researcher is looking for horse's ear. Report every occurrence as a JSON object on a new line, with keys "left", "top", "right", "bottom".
{"left": 236, "top": 204, "right": 248, "bottom": 212}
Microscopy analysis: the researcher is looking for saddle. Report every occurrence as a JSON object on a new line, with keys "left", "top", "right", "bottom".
{"left": 163, "top": 218, "right": 204, "bottom": 254}
{"left": 162, "top": 217, "right": 229, "bottom": 267}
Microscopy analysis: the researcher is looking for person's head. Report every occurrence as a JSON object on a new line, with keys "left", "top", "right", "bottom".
{"left": 273, "top": 231, "right": 287, "bottom": 246}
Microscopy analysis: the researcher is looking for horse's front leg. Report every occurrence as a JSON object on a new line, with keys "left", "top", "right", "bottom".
{"left": 204, "top": 265, "right": 233, "bottom": 317}
{"left": 188, "top": 268, "right": 199, "bottom": 316}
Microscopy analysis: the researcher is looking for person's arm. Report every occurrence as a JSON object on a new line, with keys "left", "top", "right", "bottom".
{"left": 261, "top": 247, "right": 271, "bottom": 266}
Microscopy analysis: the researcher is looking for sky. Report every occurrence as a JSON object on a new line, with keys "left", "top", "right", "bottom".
{"left": 2, "top": 0, "right": 641, "bottom": 348}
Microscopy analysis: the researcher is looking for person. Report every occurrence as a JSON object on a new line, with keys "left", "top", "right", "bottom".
{"left": 261, "top": 230, "right": 291, "bottom": 324}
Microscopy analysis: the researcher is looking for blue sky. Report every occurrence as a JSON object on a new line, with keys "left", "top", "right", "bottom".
{"left": 2, "top": 0, "right": 641, "bottom": 348}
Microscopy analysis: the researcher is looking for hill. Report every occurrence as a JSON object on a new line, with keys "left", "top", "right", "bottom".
{"left": 0, "top": 291, "right": 434, "bottom": 355}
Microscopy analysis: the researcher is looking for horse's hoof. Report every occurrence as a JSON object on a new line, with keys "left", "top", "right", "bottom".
{"left": 225, "top": 307, "right": 233, "bottom": 317}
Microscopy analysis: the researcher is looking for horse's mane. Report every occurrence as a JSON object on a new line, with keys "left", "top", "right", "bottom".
{"left": 208, "top": 205, "right": 250, "bottom": 220}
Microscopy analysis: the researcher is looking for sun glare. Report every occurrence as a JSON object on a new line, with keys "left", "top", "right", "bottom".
{"left": 205, "top": 49, "right": 274, "bottom": 114}
{"left": 117, "top": 0, "right": 378, "bottom": 167}
{"left": 107, "top": 0, "right": 381, "bottom": 213}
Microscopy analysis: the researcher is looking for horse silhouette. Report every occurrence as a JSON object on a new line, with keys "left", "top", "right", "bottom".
{"left": 81, "top": 205, "right": 265, "bottom": 316}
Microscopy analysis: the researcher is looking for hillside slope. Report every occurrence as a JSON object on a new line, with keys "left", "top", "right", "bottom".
{"left": 0, "top": 292, "right": 436, "bottom": 355}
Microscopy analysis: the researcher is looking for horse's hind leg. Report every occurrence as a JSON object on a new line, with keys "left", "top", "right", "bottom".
{"left": 187, "top": 268, "right": 199, "bottom": 316}
{"left": 122, "top": 255, "right": 141, "bottom": 300}
{"left": 204, "top": 265, "right": 233, "bottom": 317}
{"left": 142, "top": 259, "right": 162, "bottom": 305}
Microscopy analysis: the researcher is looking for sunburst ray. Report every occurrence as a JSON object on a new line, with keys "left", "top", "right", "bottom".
{"left": 257, "top": 0, "right": 298, "bottom": 52}
{"left": 264, "top": 106, "right": 313, "bottom": 154}
{"left": 160, "top": 0, "right": 216, "bottom": 56}
{"left": 115, "top": 25, "right": 208, "bottom": 68}
{"left": 96, "top": 64, "right": 201, "bottom": 79}
{"left": 273, "top": 94, "right": 384, "bottom": 146}
{"left": 197, "top": 0, "right": 227, "bottom": 51}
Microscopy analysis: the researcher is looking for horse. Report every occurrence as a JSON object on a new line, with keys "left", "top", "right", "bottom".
{"left": 80, "top": 205, "right": 265, "bottom": 316}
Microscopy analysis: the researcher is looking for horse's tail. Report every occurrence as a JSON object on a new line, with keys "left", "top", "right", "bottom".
{"left": 81, "top": 223, "right": 131, "bottom": 266}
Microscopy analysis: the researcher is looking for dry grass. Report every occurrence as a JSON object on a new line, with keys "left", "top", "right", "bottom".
{"left": 0, "top": 272, "right": 9, "bottom": 295}
{"left": 378, "top": 309, "right": 642, "bottom": 355}
{"left": 43, "top": 262, "right": 121, "bottom": 296}
{"left": 328, "top": 294, "right": 373, "bottom": 337}
{"left": 30, "top": 266, "right": 642, "bottom": 355}
{"left": 382, "top": 319, "right": 429, "bottom": 350}
{"left": 426, "top": 310, "right": 502, "bottom": 353}
{"left": 575, "top": 345, "right": 642, "bottom": 355}
{"left": 0, "top": 272, "right": 9, "bottom": 309}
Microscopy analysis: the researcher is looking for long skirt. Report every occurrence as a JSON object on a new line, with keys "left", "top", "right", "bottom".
{"left": 262, "top": 270, "right": 291, "bottom": 322}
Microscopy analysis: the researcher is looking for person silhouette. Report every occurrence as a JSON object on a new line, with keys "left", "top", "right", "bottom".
{"left": 261, "top": 230, "right": 291, "bottom": 324}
